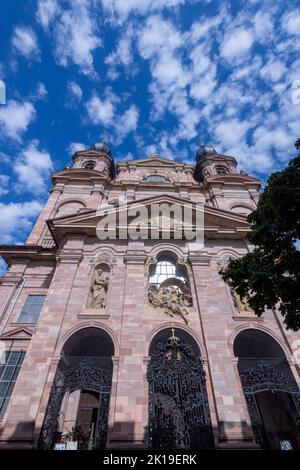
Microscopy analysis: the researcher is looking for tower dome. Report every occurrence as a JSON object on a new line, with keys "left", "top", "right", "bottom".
{"left": 92, "top": 141, "right": 112, "bottom": 157}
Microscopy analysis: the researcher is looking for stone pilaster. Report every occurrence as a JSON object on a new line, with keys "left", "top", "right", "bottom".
{"left": 108, "top": 250, "right": 147, "bottom": 448}
{"left": 189, "top": 253, "right": 256, "bottom": 448}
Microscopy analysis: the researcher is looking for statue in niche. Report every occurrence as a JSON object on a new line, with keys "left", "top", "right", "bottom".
{"left": 148, "top": 278, "right": 192, "bottom": 324}
{"left": 231, "top": 288, "right": 253, "bottom": 313}
{"left": 89, "top": 267, "right": 109, "bottom": 309}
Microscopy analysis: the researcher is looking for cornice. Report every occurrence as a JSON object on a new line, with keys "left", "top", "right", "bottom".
{"left": 0, "top": 245, "right": 56, "bottom": 264}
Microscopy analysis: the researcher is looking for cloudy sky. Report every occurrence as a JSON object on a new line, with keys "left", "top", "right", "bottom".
{"left": 0, "top": 0, "right": 300, "bottom": 263}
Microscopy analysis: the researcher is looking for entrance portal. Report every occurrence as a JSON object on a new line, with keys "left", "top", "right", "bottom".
{"left": 148, "top": 328, "right": 214, "bottom": 449}
{"left": 234, "top": 329, "right": 300, "bottom": 449}
{"left": 38, "top": 327, "right": 114, "bottom": 450}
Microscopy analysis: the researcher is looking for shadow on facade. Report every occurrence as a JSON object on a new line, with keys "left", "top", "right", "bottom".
{"left": 0, "top": 420, "right": 36, "bottom": 449}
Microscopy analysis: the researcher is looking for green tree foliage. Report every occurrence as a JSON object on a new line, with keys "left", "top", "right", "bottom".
{"left": 220, "top": 140, "right": 300, "bottom": 330}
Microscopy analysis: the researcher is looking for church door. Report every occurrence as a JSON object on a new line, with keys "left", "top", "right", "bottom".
{"left": 147, "top": 330, "right": 214, "bottom": 449}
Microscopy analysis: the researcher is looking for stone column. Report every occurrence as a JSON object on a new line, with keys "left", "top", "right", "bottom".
{"left": 108, "top": 249, "right": 147, "bottom": 448}
{"left": 0, "top": 239, "right": 82, "bottom": 448}
{"left": 189, "top": 253, "right": 256, "bottom": 448}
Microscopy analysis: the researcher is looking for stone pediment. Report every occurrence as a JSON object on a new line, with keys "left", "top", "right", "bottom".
{"left": 118, "top": 154, "right": 193, "bottom": 169}
{"left": 1, "top": 327, "right": 33, "bottom": 341}
{"left": 48, "top": 194, "right": 251, "bottom": 243}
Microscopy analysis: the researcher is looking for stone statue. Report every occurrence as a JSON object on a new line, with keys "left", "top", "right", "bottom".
{"left": 231, "top": 288, "right": 253, "bottom": 313}
{"left": 89, "top": 268, "right": 109, "bottom": 309}
{"left": 148, "top": 279, "right": 192, "bottom": 324}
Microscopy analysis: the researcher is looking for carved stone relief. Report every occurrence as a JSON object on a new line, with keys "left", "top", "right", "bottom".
{"left": 148, "top": 278, "right": 192, "bottom": 324}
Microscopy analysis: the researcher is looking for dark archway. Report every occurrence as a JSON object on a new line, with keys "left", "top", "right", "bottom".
{"left": 234, "top": 329, "right": 300, "bottom": 449}
{"left": 38, "top": 327, "right": 114, "bottom": 450}
{"left": 148, "top": 328, "right": 214, "bottom": 449}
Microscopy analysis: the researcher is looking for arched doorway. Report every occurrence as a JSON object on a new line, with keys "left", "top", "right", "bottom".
{"left": 38, "top": 327, "right": 114, "bottom": 450}
{"left": 234, "top": 329, "right": 300, "bottom": 449}
{"left": 148, "top": 328, "right": 214, "bottom": 449}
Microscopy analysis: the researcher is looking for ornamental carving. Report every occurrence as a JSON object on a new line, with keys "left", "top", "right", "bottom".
{"left": 231, "top": 288, "right": 253, "bottom": 313}
{"left": 89, "top": 266, "right": 110, "bottom": 309}
{"left": 88, "top": 253, "right": 117, "bottom": 272}
{"left": 240, "top": 361, "right": 299, "bottom": 394}
{"left": 148, "top": 278, "right": 192, "bottom": 324}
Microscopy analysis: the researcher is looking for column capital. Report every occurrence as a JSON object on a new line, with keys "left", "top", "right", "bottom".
{"left": 56, "top": 250, "right": 83, "bottom": 264}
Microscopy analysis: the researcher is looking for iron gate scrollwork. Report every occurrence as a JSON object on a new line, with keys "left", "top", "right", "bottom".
{"left": 38, "top": 358, "right": 112, "bottom": 450}
{"left": 240, "top": 361, "right": 300, "bottom": 448}
{"left": 147, "top": 330, "right": 214, "bottom": 449}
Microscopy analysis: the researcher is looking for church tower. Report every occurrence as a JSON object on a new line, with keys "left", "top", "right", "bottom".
{"left": 194, "top": 145, "right": 261, "bottom": 214}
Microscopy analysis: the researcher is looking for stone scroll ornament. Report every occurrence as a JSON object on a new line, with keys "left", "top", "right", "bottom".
{"left": 89, "top": 268, "right": 109, "bottom": 309}
{"left": 148, "top": 278, "right": 192, "bottom": 324}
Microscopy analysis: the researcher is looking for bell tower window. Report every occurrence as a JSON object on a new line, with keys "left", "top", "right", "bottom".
{"left": 84, "top": 161, "right": 96, "bottom": 170}
{"left": 215, "top": 165, "right": 228, "bottom": 175}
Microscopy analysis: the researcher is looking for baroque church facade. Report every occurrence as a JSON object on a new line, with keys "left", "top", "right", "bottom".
{"left": 0, "top": 142, "right": 300, "bottom": 450}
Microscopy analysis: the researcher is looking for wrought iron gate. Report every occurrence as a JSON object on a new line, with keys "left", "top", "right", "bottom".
{"left": 38, "top": 357, "right": 112, "bottom": 449}
{"left": 240, "top": 361, "right": 300, "bottom": 448}
{"left": 147, "top": 330, "right": 214, "bottom": 449}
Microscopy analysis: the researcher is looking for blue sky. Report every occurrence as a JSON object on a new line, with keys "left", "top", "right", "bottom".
{"left": 0, "top": 0, "right": 300, "bottom": 264}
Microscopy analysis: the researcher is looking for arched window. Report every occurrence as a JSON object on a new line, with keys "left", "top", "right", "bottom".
{"left": 149, "top": 258, "right": 187, "bottom": 286}
{"left": 143, "top": 175, "right": 169, "bottom": 183}
{"left": 84, "top": 161, "right": 96, "bottom": 170}
{"left": 215, "top": 165, "right": 228, "bottom": 175}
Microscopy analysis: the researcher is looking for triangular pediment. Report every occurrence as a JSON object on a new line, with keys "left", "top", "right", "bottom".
{"left": 1, "top": 327, "right": 33, "bottom": 341}
{"left": 48, "top": 194, "right": 251, "bottom": 243}
{"left": 118, "top": 155, "right": 193, "bottom": 169}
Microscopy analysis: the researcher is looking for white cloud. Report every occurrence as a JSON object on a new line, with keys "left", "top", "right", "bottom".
{"left": 214, "top": 119, "right": 251, "bottom": 148}
{"left": 67, "top": 81, "right": 83, "bottom": 103}
{"left": 67, "top": 142, "right": 86, "bottom": 155}
{"left": 138, "top": 15, "right": 181, "bottom": 60}
{"left": 0, "top": 100, "right": 36, "bottom": 141}
{"left": 283, "top": 10, "right": 300, "bottom": 35}
{"left": 86, "top": 95, "right": 115, "bottom": 126}
{"left": 260, "top": 59, "right": 286, "bottom": 82}
{"left": 35, "top": 82, "right": 48, "bottom": 100}
{"left": 152, "top": 54, "right": 189, "bottom": 88}
{"left": 253, "top": 11, "right": 274, "bottom": 42}
{"left": 105, "top": 28, "right": 134, "bottom": 68}
{"left": 101, "top": 0, "right": 187, "bottom": 21}
{"left": 113, "top": 105, "right": 139, "bottom": 144}
{"left": 221, "top": 28, "right": 254, "bottom": 60}
{"left": 14, "top": 140, "right": 53, "bottom": 195}
{"left": 36, "top": 0, "right": 58, "bottom": 29}
{"left": 37, "top": 0, "right": 101, "bottom": 74}
{"left": 0, "top": 175, "right": 9, "bottom": 196}
{"left": 0, "top": 200, "right": 43, "bottom": 244}
{"left": 12, "top": 27, "right": 39, "bottom": 59}
{"left": 86, "top": 92, "right": 139, "bottom": 144}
